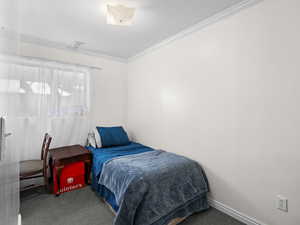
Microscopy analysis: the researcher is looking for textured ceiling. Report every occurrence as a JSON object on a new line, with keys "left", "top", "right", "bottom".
{"left": 17, "top": 0, "right": 245, "bottom": 59}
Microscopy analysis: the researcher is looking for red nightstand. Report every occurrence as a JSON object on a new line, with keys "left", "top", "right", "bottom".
{"left": 49, "top": 145, "right": 92, "bottom": 196}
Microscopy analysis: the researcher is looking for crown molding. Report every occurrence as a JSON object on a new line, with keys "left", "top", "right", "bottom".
{"left": 1, "top": 0, "right": 261, "bottom": 64}
{"left": 128, "top": 0, "right": 262, "bottom": 62}
{"left": 208, "top": 198, "right": 268, "bottom": 225}
{"left": 0, "top": 28, "right": 128, "bottom": 63}
{"left": 19, "top": 33, "right": 128, "bottom": 63}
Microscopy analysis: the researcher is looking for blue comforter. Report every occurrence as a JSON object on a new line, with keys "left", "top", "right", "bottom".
{"left": 99, "top": 150, "right": 209, "bottom": 225}
{"left": 87, "top": 142, "right": 154, "bottom": 211}
{"left": 87, "top": 142, "right": 153, "bottom": 179}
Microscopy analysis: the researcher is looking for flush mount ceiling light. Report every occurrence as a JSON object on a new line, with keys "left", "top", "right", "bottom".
{"left": 106, "top": 4, "right": 136, "bottom": 26}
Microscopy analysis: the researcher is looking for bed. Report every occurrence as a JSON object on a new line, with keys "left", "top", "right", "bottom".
{"left": 86, "top": 142, "right": 154, "bottom": 212}
{"left": 86, "top": 141, "right": 209, "bottom": 225}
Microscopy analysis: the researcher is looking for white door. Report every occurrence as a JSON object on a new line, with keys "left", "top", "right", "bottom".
{"left": 0, "top": 0, "right": 20, "bottom": 224}
{"left": 0, "top": 143, "right": 20, "bottom": 225}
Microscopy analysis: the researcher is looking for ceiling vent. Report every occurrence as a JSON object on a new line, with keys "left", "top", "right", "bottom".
{"left": 68, "top": 41, "right": 85, "bottom": 50}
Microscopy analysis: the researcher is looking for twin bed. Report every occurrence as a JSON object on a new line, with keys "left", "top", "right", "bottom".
{"left": 86, "top": 127, "right": 209, "bottom": 225}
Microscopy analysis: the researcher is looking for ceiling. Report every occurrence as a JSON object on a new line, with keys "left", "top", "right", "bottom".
{"left": 17, "top": 0, "right": 245, "bottom": 60}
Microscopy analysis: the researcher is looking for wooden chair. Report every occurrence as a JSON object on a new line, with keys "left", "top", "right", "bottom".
{"left": 20, "top": 133, "right": 52, "bottom": 191}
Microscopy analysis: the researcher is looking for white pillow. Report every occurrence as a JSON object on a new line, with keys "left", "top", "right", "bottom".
{"left": 94, "top": 128, "right": 102, "bottom": 148}
{"left": 87, "top": 132, "right": 97, "bottom": 148}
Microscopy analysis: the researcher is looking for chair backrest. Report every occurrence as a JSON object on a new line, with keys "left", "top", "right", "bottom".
{"left": 41, "top": 133, "right": 51, "bottom": 160}
{"left": 41, "top": 134, "right": 52, "bottom": 180}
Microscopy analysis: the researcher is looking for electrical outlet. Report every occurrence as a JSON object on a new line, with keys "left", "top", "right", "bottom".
{"left": 277, "top": 195, "right": 288, "bottom": 212}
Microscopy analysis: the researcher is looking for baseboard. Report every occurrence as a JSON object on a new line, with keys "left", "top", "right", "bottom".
{"left": 208, "top": 198, "right": 268, "bottom": 225}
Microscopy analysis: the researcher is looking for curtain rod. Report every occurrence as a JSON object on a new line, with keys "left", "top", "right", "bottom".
{"left": 0, "top": 53, "right": 102, "bottom": 71}
{"left": 22, "top": 55, "right": 102, "bottom": 71}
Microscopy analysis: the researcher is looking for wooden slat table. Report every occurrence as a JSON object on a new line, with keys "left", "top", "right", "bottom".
{"left": 49, "top": 145, "right": 92, "bottom": 195}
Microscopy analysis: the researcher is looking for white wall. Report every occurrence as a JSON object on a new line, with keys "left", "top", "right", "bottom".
{"left": 19, "top": 42, "right": 128, "bottom": 128}
{"left": 127, "top": 0, "right": 300, "bottom": 225}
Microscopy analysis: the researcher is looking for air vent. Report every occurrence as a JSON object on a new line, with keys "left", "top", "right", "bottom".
{"left": 68, "top": 41, "right": 85, "bottom": 50}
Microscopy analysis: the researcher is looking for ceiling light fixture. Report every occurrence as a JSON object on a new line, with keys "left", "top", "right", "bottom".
{"left": 106, "top": 4, "right": 136, "bottom": 26}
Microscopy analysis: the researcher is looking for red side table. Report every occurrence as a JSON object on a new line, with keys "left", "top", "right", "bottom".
{"left": 49, "top": 145, "right": 92, "bottom": 196}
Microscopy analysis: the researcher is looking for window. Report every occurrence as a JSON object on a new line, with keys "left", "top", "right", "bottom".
{"left": 0, "top": 57, "right": 90, "bottom": 118}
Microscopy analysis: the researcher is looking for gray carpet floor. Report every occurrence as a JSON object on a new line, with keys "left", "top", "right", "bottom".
{"left": 21, "top": 187, "right": 245, "bottom": 225}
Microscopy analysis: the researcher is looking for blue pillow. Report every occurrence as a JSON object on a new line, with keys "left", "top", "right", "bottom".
{"left": 96, "top": 126, "right": 130, "bottom": 147}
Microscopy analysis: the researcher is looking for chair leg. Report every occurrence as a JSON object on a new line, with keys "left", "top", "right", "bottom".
{"left": 44, "top": 176, "right": 49, "bottom": 193}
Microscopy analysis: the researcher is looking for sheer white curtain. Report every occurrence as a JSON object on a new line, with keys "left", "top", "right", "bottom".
{"left": 0, "top": 56, "right": 90, "bottom": 161}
